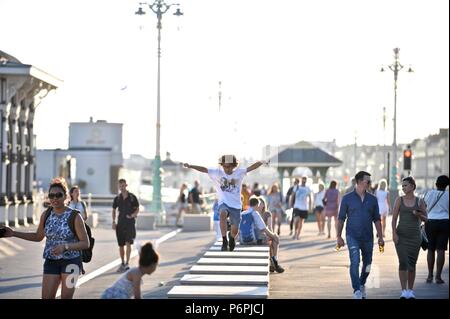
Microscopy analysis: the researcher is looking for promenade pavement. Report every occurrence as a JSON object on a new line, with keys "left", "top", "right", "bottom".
{"left": 1, "top": 214, "right": 448, "bottom": 299}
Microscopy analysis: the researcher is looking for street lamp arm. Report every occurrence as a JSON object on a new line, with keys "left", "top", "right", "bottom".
{"left": 149, "top": 1, "right": 179, "bottom": 15}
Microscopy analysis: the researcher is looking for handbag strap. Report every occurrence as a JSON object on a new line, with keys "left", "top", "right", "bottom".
{"left": 427, "top": 191, "right": 445, "bottom": 213}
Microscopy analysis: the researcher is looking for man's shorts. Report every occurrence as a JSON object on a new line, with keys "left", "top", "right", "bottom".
{"left": 218, "top": 203, "right": 241, "bottom": 226}
{"left": 44, "top": 257, "right": 82, "bottom": 275}
{"left": 293, "top": 208, "right": 308, "bottom": 219}
{"left": 425, "top": 219, "right": 449, "bottom": 251}
{"left": 116, "top": 221, "right": 136, "bottom": 246}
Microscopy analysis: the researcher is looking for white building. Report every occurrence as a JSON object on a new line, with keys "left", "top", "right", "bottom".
{"left": 36, "top": 118, "right": 123, "bottom": 194}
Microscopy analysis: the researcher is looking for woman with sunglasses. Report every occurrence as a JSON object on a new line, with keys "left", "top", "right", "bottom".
{"left": 0, "top": 178, "right": 89, "bottom": 299}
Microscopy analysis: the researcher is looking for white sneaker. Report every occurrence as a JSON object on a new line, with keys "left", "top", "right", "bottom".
{"left": 400, "top": 290, "right": 408, "bottom": 299}
{"left": 353, "top": 290, "right": 363, "bottom": 299}
{"left": 360, "top": 285, "right": 367, "bottom": 299}
{"left": 406, "top": 290, "right": 416, "bottom": 299}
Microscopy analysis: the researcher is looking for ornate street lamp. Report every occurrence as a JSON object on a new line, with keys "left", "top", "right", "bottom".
{"left": 136, "top": 1, "right": 183, "bottom": 224}
{"left": 381, "top": 48, "right": 413, "bottom": 206}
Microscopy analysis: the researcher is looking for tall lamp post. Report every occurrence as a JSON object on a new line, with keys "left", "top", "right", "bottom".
{"left": 381, "top": 48, "right": 413, "bottom": 206}
{"left": 136, "top": 1, "right": 183, "bottom": 224}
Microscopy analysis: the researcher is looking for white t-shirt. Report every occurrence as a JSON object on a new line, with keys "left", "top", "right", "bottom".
{"left": 314, "top": 190, "right": 325, "bottom": 207}
{"left": 424, "top": 190, "right": 449, "bottom": 220}
{"left": 208, "top": 167, "right": 247, "bottom": 209}
{"left": 376, "top": 190, "right": 389, "bottom": 214}
{"left": 293, "top": 186, "right": 312, "bottom": 211}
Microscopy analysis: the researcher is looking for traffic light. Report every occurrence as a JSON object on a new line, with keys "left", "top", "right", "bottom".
{"left": 403, "top": 147, "right": 412, "bottom": 171}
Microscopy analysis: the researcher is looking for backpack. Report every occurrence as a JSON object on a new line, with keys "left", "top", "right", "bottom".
{"left": 239, "top": 211, "right": 256, "bottom": 243}
{"left": 44, "top": 207, "right": 95, "bottom": 263}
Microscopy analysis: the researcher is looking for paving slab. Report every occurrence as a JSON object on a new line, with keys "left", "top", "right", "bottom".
{"left": 203, "top": 251, "right": 269, "bottom": 259}
{"left": 209, "top": 245, "right": 270, "bottom": 252}
{"left": 197, "top": 257, "right": 269, "bottom": 266}
{"left": 180, "top": 274, "right": 269, "bottom": 286}
{"left": 190, "top": 265, "right": 269, "bottom": 275}
{"left": 167, "top": 285, "right": 268, "bottom": 299}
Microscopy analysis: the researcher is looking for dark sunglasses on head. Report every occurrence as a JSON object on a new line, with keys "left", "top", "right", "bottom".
{"left": 48, "top": 192, "right": 64, "bottom": 199}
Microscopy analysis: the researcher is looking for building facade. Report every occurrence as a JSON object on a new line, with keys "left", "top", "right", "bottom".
{"left": 0, "top": 50, "right": 61, "bottom": 226}
{"left": 36, "top": 118, "right": 123, "bottom": 195}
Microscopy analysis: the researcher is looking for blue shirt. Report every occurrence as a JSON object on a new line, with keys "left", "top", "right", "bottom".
{"left": 338, "top": 190, "right": 380, "bottom": 241}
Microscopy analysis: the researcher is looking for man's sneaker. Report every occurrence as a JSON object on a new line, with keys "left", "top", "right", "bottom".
{"left": 400, "top": 290, "right": 408, "bottom": 299}
{"left": 221, "top": 242, "right": 228, "bottom": 251}
{"left": 269, "top": 264, "right": 275, "bottom": 272}
{"left": 274, "top": 264, "right": 285, "bottom": 273}
{"left": 360, "top": 285, "right": 367, "bottom": 299}
{"left": 116, "top": 263, "right": 126, "bottom": 273}
{"left": 124, "top": 263, "right": 130, "bottom": 271}
{"left": 228, "top": 232, "right": 236, "bottom": 251}
{"left": 353, "top": 290, "right": 363, "bottom": 299}
{"left": 406, "top": 290, "right": 416, "bottom": 299}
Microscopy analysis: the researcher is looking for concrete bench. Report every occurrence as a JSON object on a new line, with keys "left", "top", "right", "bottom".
{"left": 87, "top": 212, "right": 99, "bottom": 228}
{"left": 190, "top": 265, "right": 268, "bottom": 275}
{"left": 203, "top": 251, "right": 269, "bottom": 259}
{"left": 183, "top": 214, "right": 212, "bottom": 232}
{"left": 197, "top": 257, "right": 269, "bottom": 266}
{"left": 180, "top": 274, "right": 269, "bottom": 286}
{"left": 209, "top": 245, "right": 270, "bottom": 252}
{"left": 167, "top": 285, "right": 268, "bottom": 299}
{"left": 136, "top": 212, "right": 156, "bottom": 230}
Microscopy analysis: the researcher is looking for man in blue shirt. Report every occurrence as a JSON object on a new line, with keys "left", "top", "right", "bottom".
{"left": 337, "top": 171, "right": 384, "bottom": 299}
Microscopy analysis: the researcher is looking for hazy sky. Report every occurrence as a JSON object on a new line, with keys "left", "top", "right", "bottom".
{"left": 1, "top": 0, "right": 448, "bottom": 166}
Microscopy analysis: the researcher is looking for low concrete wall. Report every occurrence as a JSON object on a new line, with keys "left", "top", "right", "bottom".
{"left": 136, "top": 212, "right": 156, "bottom": 230}
{"left": 183, "top": 214, "right": 213, "bottom": 232}
{"left": 87, "top": 212, "right": 99, "bottom": 228}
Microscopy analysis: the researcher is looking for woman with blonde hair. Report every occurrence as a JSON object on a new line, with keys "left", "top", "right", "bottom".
{"left": 267, "top": 183, "right": 283, "bottom": 235}
{"left": 376, "top": 179, "right": 390, "bottom": 237}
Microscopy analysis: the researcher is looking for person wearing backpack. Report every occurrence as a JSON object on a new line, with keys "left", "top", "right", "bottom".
{"left": 239, "top": 196, "right": 284, "bottom": 273}
{"left": 0, "top": 178, "right": 89, "bottom": 299}
{"left": 68, "top": 185, "right": 88, "bottom": 221}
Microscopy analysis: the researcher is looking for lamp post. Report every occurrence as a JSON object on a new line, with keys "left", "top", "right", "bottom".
{"left": 381, "top": 48, "right": 413, "bottom": 206}
{"left": 136, "top": 1, "right": 183, "bottom": 225}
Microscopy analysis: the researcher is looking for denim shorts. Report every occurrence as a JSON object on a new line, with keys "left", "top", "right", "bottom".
{"left": 218, "top": 203, "right": 241, "bottom": 226}
{"left": 43, "top": 257, "right": 82, "bottom": 275}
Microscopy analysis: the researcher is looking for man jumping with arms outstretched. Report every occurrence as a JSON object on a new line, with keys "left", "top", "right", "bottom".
{"left": 184, "top": 155, "right": 267, "bottom": 251}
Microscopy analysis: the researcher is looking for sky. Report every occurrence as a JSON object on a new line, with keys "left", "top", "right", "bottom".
{"left": 1, "top": 0, "right": 448, "bottom": 166}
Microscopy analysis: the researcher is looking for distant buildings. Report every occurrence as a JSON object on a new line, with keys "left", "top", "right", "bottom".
{"left": 36, "top": 118, "right": 123, "bottom": 194}
{"left": 314, "top": 128, "right": 449, "bottom": 190}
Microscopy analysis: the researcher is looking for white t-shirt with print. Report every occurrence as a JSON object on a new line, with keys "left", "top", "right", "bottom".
{"left": 293, "top": 186, "right": 312, "bottom": 211}
{"left": 208, "top": 167, "right": 247, "bottom": 209}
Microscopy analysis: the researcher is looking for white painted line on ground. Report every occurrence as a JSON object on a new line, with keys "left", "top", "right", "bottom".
{"left": 0, "top": 243, "right": 16, "bottom": 256}
{"left": 1, "top": 238, "right": 24, "bottom": 250}
{"left": 56, "top": 228, "right": 182, "bottom": 298}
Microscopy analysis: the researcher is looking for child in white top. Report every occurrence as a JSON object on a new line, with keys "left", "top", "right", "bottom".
{"left": 101, "top": 242, "right": 159, "bottom": 299}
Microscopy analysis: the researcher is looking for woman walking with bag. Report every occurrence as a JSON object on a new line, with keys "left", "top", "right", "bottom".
{"left": 423, "top": 175, "right": 449, "bottom": 284}
{"left": 392, "top": 176, "right": 427, "bottom": 299}
{"left": 0, "top": 178, "right": 89, "bottom": 298}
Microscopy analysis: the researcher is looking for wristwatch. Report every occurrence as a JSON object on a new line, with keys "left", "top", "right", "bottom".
{"left": 64, "top": 243, "right": 69, "bottom": 251}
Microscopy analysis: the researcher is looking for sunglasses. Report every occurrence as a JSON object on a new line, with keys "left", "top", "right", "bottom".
{"left": 48, "top": 192, "right": 64, "bottom": 199}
